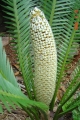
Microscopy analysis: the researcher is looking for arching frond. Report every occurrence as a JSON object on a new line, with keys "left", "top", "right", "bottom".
{"left": 0, "top": 78, "right": 48, "bottom": 118}
{"left": 60, "top": 66, "right": 80, "bottom": 105}
{"left": 58, "top": 96, "right": 80, "bottom": 118}
{"left": 53, "top": 65, "right": 80, "bottom": 119}
{"left": 38, "top": 0, "right": 74, "bottom": 44}
{"left": 0, "top": 38, "right": 48, "bottom": 113}
{"left": 0, "top": 40, "right": 18, "bottom": 88}
{"left": 49, "top": 0, "right": 80, "bottom": 109}
{"left": 56, "top": 0, "right": 80, "bottom": 84}
{"left": 2, "top": 0, "right": 34, "bottom": 99}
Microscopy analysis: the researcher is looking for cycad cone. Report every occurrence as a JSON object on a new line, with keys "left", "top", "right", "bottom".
{"left": 30, "top": 7, "right": 57, "bottom": 106}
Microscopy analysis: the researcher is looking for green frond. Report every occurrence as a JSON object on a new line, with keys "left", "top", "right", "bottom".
{"left": 2, "top": 0, "right": 34, "bottom": 99}
{"left": 0, "top": 38, "right": 18, "bottom": 87}
{"left": 50, "top": 0, "right": 80, "bottom": 109}
{"left": 58, "top": 96, "right": 80, "bottom": 118}
{"left": 39, "top": 0, "right": 74, "bottom": 43}
{"left": 53, "top": 65, "right": 80, "bottom": 119}
{"left": 0, "top": 79, "right": 48, "bottom": 114}
{"left": 0, "top": 38, "right": 48, "bottom": 113}
{"left": 0, "top": 86, "right": 48, "bottom": 114}
{"left": 39, "top": 0, "right": 56, "bottom": 25}
{"left": 60, "top": 66, "right": 80, "bottom": 105}
{"left": 38, "top": 0, "right": 80, "bottom": 48}
{"left": 31, "top": 0, "right": 39, "bottom": 7}
{"left": 57, "top": 0, "right": 80, "bottom": 79}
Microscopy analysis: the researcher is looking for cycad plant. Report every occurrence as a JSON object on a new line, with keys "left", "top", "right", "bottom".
{"left": 0, "top": 0, "right": 80, "bottom": 120}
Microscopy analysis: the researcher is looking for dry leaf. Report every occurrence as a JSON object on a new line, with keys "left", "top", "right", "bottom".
{"left": 2, "top": 37, "right": 12, "bottom": 46}
{"left": 14, "top": 71, "right": 20, "bottom": 76}
{"left": 60, "top": 85, "right": 66, "bottom": 92}
{"left": 57, "top": 90, "right": 63, "bottom": 101}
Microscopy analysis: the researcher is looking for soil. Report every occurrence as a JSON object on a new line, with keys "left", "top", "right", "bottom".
{"left": 0, "top": 108, "right": 28, "bottom": 120}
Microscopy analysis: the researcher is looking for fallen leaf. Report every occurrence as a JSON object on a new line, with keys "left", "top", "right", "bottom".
{"left": 2, "top": 36, "right": 12, "bottom": 46}
{"left": 14, "top": 71, "right": 20, "bottom": 76}
{"left": 57, "top": 90, "right": 63, "bottom": 101}
{"left": 60, "top": 85, "right": 66, "bottom": 92}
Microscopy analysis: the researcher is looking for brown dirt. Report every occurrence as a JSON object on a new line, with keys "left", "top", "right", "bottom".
{"left": 0, "top": 108, "right": 28, "bottom": 120}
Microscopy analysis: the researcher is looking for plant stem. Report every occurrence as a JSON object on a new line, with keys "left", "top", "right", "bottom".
{"left": 49, "top": 0, "right": 56, "bottom": 26}
{"left": 13, "top": 1, "right": 33, "bottom": 99}
{"left": 60, "top": 77, "right": 80, "bottom": 107}
{"left": 58, "top": 106, "right": 77, "bottom": 118}
{"left": 51, "top": 9, "right": 80, "bottom": 111}
{"left": 53, "top": 104, "right": 62, "bottom": 120}
{"left": 28, "top": 107, "right": 40, "bottom": 120}
{"left": 22, "top": 106, "right": 34, "bottom": 120}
